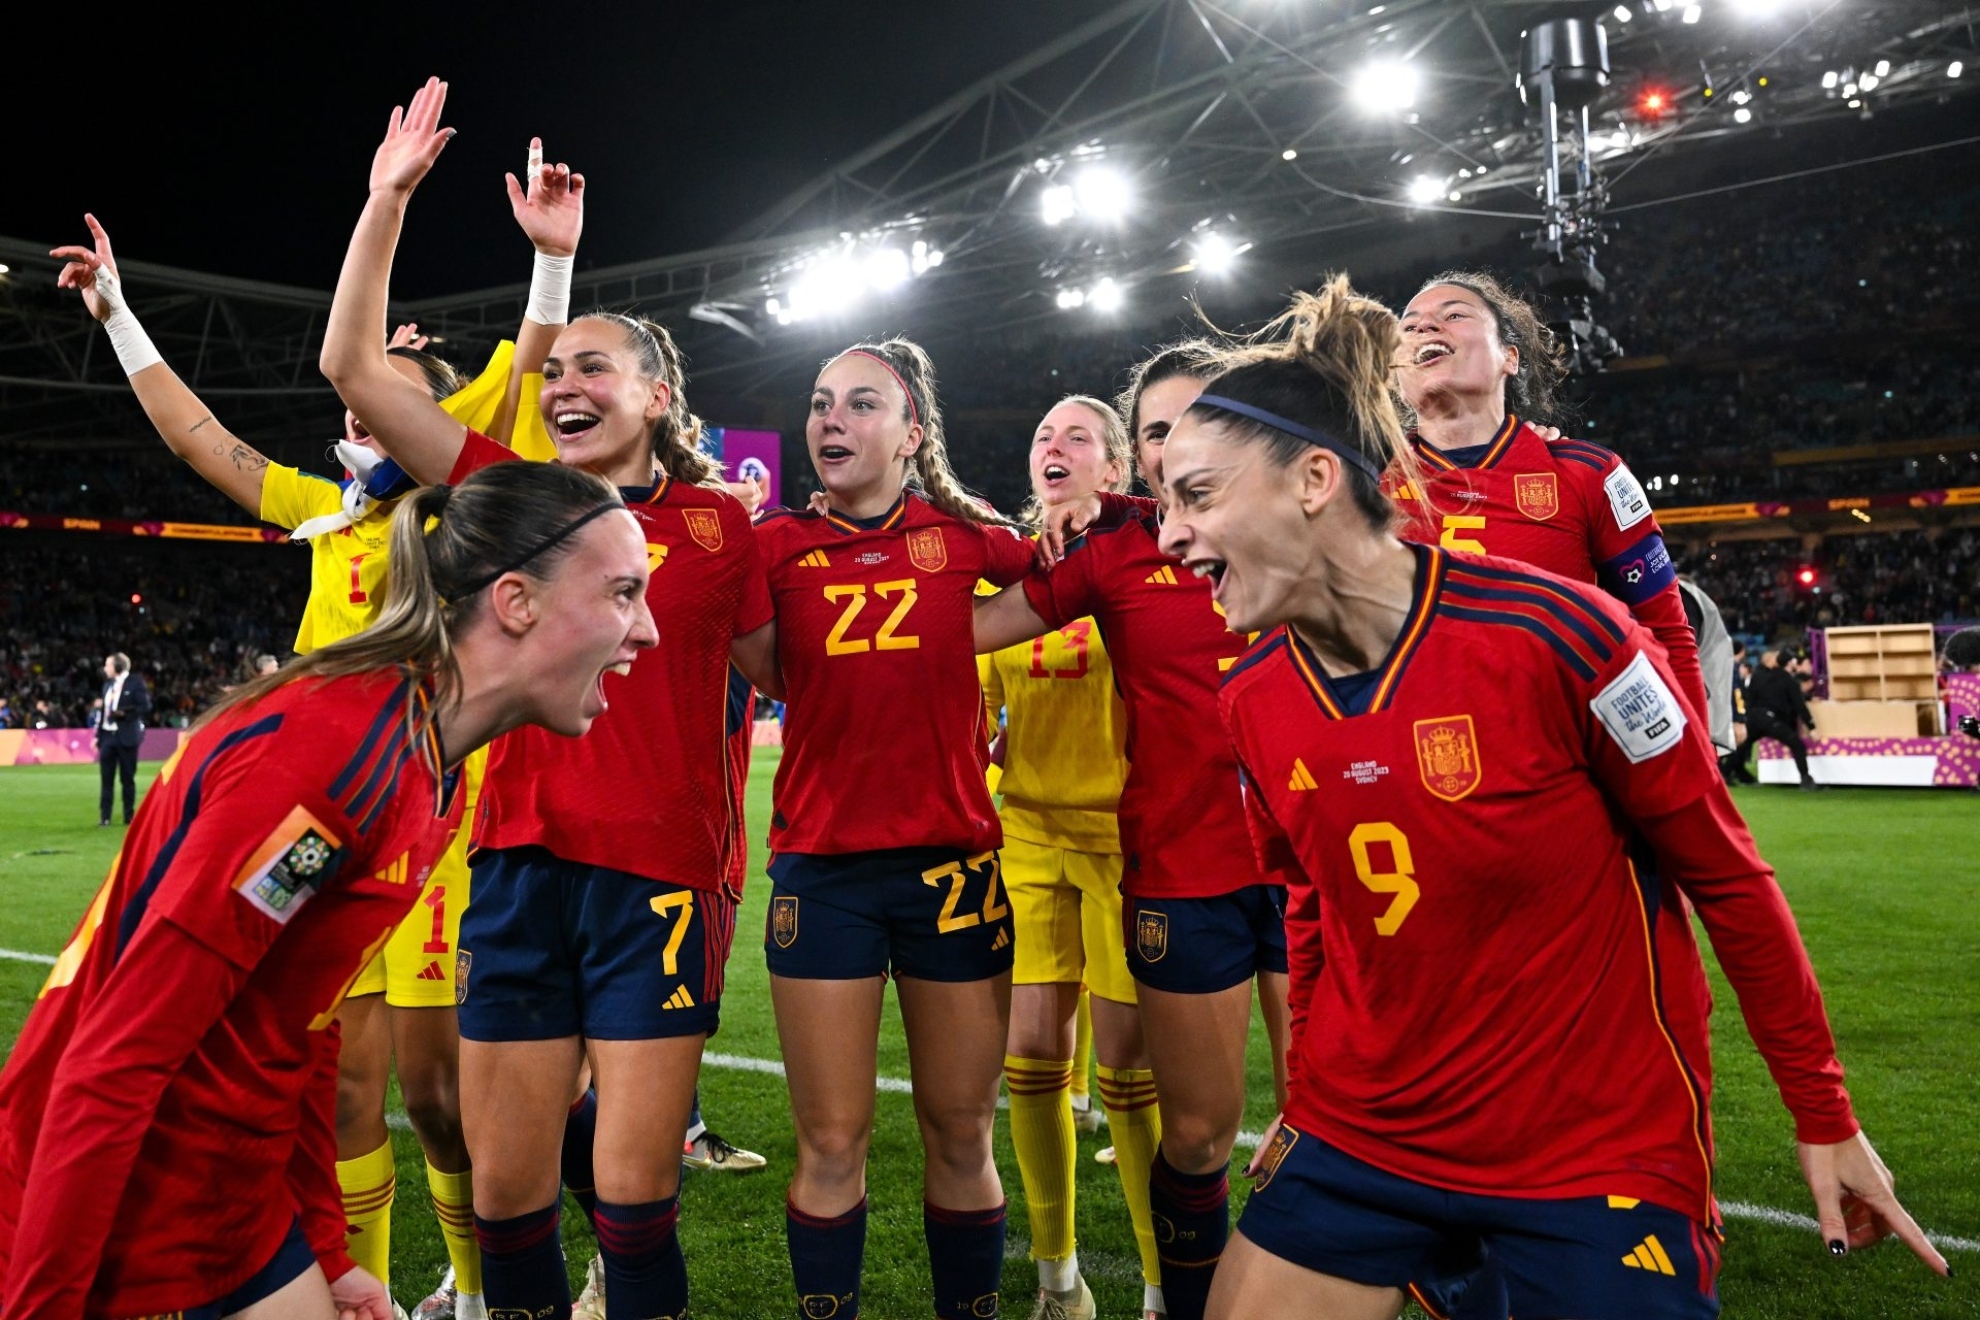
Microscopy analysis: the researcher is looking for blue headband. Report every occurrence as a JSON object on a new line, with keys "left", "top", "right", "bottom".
{"left": 1193, "top": 394, "right": 1383, "bottom": 481}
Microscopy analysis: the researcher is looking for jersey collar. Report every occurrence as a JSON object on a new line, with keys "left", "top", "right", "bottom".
{"left": 1283, "top": 544, "right": 1445, "bottom": 719}
{"left": 823, "top": 492, "right": 909, "bottom": 536}
{"left": 624, "top": 472, "right": 673, "bottom": 506}
{"left": 1413, "top": 413, "right": 1521, "bottom": 473}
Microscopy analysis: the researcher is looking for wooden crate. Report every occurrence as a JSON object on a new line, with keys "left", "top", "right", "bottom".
{"left": 1821, "top": 624, "right": 1941, "bottom": 733}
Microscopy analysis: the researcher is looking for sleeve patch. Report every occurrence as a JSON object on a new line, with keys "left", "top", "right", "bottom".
{"left": 1591, "top": 651, "right": 1688, "bottom": 763}
{"left": 1604, "top": 464, "right": 1652, "bottom": 532}
{"left": 232, "top": 805, "right": 345, "bottom": 925}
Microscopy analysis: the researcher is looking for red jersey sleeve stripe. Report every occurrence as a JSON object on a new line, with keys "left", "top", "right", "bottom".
{"left": 1440, "top": 605, "right": 1606, "bottom": 680}
{"left": 352, "top": 745, "right": 417, "bottom": 836}
{"left": 113, "top": 713, "right": 289, "bottom": 959}
{"left": 1445, "top": 563, "right": 1629, "bottom": 647}
{"left": 1441, "top": 580, "right": 1619, "bottom": 671}
{"left": 1545, "top": 439, "right": 1613, "bottom": 472}
{"left": 327, "top": 685, "right": 407, "bottom": 807}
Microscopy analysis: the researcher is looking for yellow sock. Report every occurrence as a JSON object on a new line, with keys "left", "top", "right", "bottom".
{"left": 1071, "top": 992, "right": 1093, "bottom": 1110}
{"left": 1005, "top": 1053, "right": 1078, "bottom": 1267}
{"left": 1097, "top": 1063, "right": 1163, "bottom": 1289}
{"left": 338, "top": 1138, "right": 396, "bottom": 1289}
{"left": 426, "top": 1160, "right": 482, "bottom": 1295}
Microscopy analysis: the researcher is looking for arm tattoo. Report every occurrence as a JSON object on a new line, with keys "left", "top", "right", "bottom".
{"left": 187, "top": 415, "right": 213, "bottom": 434}
{"left": 227, "top": 443, "right": 269, "bottom": 473}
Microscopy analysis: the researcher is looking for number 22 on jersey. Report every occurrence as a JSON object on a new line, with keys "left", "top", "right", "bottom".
{"left": 824, "top": 579, "right": 921, "bottom": 655}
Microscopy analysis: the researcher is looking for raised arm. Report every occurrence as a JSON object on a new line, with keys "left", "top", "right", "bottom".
{"left": 51, "top": 216, "right": 272, "bottom": 516}
{"left": 487, "top": 136, "right": 584, "bottom": 446}
{"left": 973, "top": 584, "right": 1054, "bottom": 654}
{"left": 319, "top": 77, "right": 470, "bottom": 485}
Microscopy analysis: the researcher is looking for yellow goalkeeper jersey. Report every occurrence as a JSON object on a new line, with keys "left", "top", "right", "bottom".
{"left": 258, "top": 341, "right": 554, "bottom": 654}
{"left": 979, "top": 616, "right": 1127, "bottom": 855}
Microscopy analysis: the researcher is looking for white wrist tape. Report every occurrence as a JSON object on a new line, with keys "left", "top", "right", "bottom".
{"left": 93, "top": 264, "right": 163, "bottom": 377}
{"left": 526, "top": 250, "right": 573, "bottom": 326}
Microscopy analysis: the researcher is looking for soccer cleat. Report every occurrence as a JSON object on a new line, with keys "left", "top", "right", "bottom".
{"left": 411, "top": 1267, "right": 456, "bottom": 1320}
{"left": 1072, "top": 1104, "right": 1106, "bottom": 1135}
{"left": 1028, "top": 1276, "right": 1097, "bottom": 1320}
{"left": 572, "top": 1254, "right": 607, "bottom": 1320}
{"left": 392, "top": 1301, "right": 412, "bottom": 1320}
{"left": 683, "top": 1128, "right": 767, "bottom": 1171}
{"left": 1094, "top": 1146, "right": 1117, "bottom": 1166}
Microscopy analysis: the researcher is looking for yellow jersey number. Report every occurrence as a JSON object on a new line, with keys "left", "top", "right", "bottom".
{"left": 1347, "top": 821, "right": 1421, "bottom": 936}
{"left": 1438, "top": 515, "right": 1486, "bottom": 554}
{"left": 921, "top": 852, "right": 1010, "bottom": 934}
{"left": 1211, "top": 600, "right": 1261, "bottom": 673}
{"left": 648, "top": 891, "right": 697, "bottom": 974}
{"left": 824, "top": 579, "right": 921, "bottom": 656}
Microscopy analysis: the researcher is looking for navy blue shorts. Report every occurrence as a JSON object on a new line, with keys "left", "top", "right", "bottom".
{"left": 174, "top": 1215, "right": 316, "bottom": 1319}
{"left": 457, "top": 846, "right": 734, "bottom": 1041}
{"left": 765, "top": 847, "right": 1016, "bottom": 982}
{"left": 1240, "top": 1123, "right": 1720, "bottom": 1320}
{"left": 1123, "top": 885, "right": 1288, "bottom": 994}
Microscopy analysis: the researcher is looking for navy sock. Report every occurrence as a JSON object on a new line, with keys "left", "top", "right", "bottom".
{"left": 561, "top": 1088, "right": 599, "bottom": 1229}
{"left": 787, "top": 1195, "right": 866, "bottom": 1320}
{"left": 595, "top": 1196, "right": 688, "bottom": 1320}
{"left": 474, "top": 1203, "right": 570, "bottom": 1320}
{"left": 923, "top": 1200, "right": 1007, "bottom": 1320}
{"left": 1149, "top": 1149, "right": 1229, "bottom": 1320}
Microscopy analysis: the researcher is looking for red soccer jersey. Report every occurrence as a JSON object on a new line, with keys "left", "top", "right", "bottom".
{"left": 1021, "top": 495, "right": 1259, "bottom": 899}
{"left": 451, "top": 433, "right": 773, "bottom": 892}
{"left": 757, "top": 493, "right": 1035, "bottom": 855}
{"left": 0, "top": 671, "right": 462, "bottom": 1319}
{"left": 1220, "top": 547, "right": 1856, "bottom": 1223}
{"left": 1391, "top": 416, "right": 1706, "bottom": 717}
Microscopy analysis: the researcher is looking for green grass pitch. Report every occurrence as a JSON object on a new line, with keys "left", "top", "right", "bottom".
{"left": 0, "top": 757, "right": 1973, "bottom": 1318}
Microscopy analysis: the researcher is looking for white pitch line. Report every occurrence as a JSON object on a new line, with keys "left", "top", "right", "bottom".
{"left": 3, "top": 947, "right": 1970, "bottom": 1254}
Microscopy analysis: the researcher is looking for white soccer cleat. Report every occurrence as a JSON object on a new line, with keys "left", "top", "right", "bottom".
{"left": 683, "top": 1128, "right": 768, "bottom": 1171}
{"left": 1071, "top": 1101, "right": 1106, "bottom": 1135}
{"left": 1094, "top": 1146, "right": 1117, "bottom": 1165}
{"left": 411, "top": 1266, "right": 456, "bottom": 1320}
{"left": 1027, "top": 1276, "right": 1097, "bottom": 1320}
{"left": 572, "top": 1254, "right": 607, "bottom": 1320}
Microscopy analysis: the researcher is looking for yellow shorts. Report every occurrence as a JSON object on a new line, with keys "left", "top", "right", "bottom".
{"left": 1004, "top": 835, "right": 1136, "bottom": 1004}
{"left": 348, "top": 823, "right": 468, "bottom": 1007}
{"left": 350, "top": 746, "right": 484, "bottom": 1008}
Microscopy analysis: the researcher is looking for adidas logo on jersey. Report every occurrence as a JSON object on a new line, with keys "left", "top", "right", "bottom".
{"left": 798, "top": 550, "right": 832, "bottom": 568}
{"left": 990, "top": 927, "right": 1012, "bottom": 952}
{"left": 1144, "top": 565, "right": 1178, "bottom": 585}
{"left": 1621, "top": 1235, "right": 1677, "bottom": 1276}
{"left": 663, "top": 985, "right": 697, "bottom": 1010}
{"left": 415, "top": 961, "right": 447, "bottom": 982}
{"left": 1288, "top": 759, "right": 1319, "bottom": 791}
{"left": 372, "top": 853, "right": 411, "bottom": 885}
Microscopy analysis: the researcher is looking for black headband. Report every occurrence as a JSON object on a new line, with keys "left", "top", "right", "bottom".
{"left": 450, "top": 501, "right": 623, "bottom": 599}
{"left": 1193, "top": 394, "right": 1384, "bottom": 481}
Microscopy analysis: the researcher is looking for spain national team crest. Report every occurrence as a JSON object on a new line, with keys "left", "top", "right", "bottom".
{"left": 771, "top": 896, "right": 800, "bottom": 949}
{"left": 1135, "top": 908, "right": 1169, "bottom": 963}
{"left": 1514, "top": 471, "right": 1560, "bottom": 521}
{"left": 906, "top": 526, "right": 948, "bottom": 573}
{"left": 454, "top": 950, "right": 471, "bottom": 1005}
{"left": 1253, "top": 1123, "right": 1300, "bottom": 1193}
{"left": 682, "top": 507, "right": 723, "bottom": 552}
{"left": 1414, "top": 715, "right": 1482, "bottom": 801}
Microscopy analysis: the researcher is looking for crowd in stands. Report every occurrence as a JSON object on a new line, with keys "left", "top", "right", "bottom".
{"left": 1682, "top": 528, "right": 1980, "bottom": 638}
{"left": 0, "top": 535, "right": 306, "bottom": 728}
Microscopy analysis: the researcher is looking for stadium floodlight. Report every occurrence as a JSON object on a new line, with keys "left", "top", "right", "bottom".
{"left": 765, "top": 297, "right": 781, "bottom": 317}
{"left": 1873, "top": 59, "right": 1890, "bottom": 77}
{"left": 1860, "top": 73, "right": 1881, "bottom": 90}
{"left": 1406, "top": 175, "right": 1445, "bottom": 204}
{"left": 1073, "top": 167, "right": 1133, "bottom": 223}
{"left": 1821, "top": 70, "right": 1839, "bottom": 88}
{"left": 1351, "top": 61, "right": 1419, "bottom": 113}
{"left": 1681, "top": 4, "right": 1701, "bottom": 22}
{"left": 865, "top": 247, "right": 911, "bottom": 292}
{"left": 1733, "top": 106, "right": 1752, "bottom": 123}
{"left": 1613, "top": 5, "right": 1632, "bottom": 20}
{"left": 1055, "top": 288, "right": 1086, "bottom": 310}
{"left": 1193, "top": 232, "right": 1238, "bottom": 274}
{"left": 1952, "top": 61, "right": 1965, "bottom": 79}
{"left": 1088, "top": 278, "right": 1125, "bottom": 312}
{"left": 0, "top": 264, "right": 9, "bottom": 276}
{"left": 1041, "top": 184, "right": 1077, "bottom": 226}
{"left": 1281, "top": 148, "right": 1299, "bottom": 161}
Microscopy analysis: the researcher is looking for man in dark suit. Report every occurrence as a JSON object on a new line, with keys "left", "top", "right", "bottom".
{"left": 96, "top": 653, "right": 150, "bottom": 825}
{"left": 1730, "top": 648, "right": 1823, "bottom": 790}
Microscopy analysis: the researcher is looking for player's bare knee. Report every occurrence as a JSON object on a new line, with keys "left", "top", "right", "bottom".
{"left": 402, "top": 1088, "right": 466, "bottom": 1164}
{"left": 795, "top": 1123, "right": 871, "bottom": 1186}
{"left": 1158, "top": 1119, "right": 1234, "bottom": 1174}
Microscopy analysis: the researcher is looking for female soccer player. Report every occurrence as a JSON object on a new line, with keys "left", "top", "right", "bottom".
{"left": 0, "top": 459, "right": 658, "bottom": 1320}
{"left": 50, "top": 193, "right": 571, "bottom": 1317}
{"left": 319, "top": 77, "right": 776, "bottom": 1320}
{"left": 985, "top": 396, "right": 1161, "bottom": 1320}
{"left": 1147, "top": 276, "right": 1949, "bottom": 1319}
{"left": 1390, "top": 271, "right": 1705, "bottom": 715}
{"left": 754, "top": 336, "right": 1036, "bottom": 1320}
{"left": 975, "top": 340, "right": 1287, "bottom": 1320}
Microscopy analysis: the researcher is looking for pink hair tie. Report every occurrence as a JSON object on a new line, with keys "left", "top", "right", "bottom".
{"left": 844, "top": 349, "right": 920, "bottom": 430}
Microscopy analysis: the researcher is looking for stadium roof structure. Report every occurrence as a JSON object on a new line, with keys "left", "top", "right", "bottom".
{"left": 3, "top": 0, "right": 1974, "bottom": 442}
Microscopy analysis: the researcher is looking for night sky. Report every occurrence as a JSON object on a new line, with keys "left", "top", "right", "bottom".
{"left": 9, "top": 2, "right": 1098, "bottom": 298}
